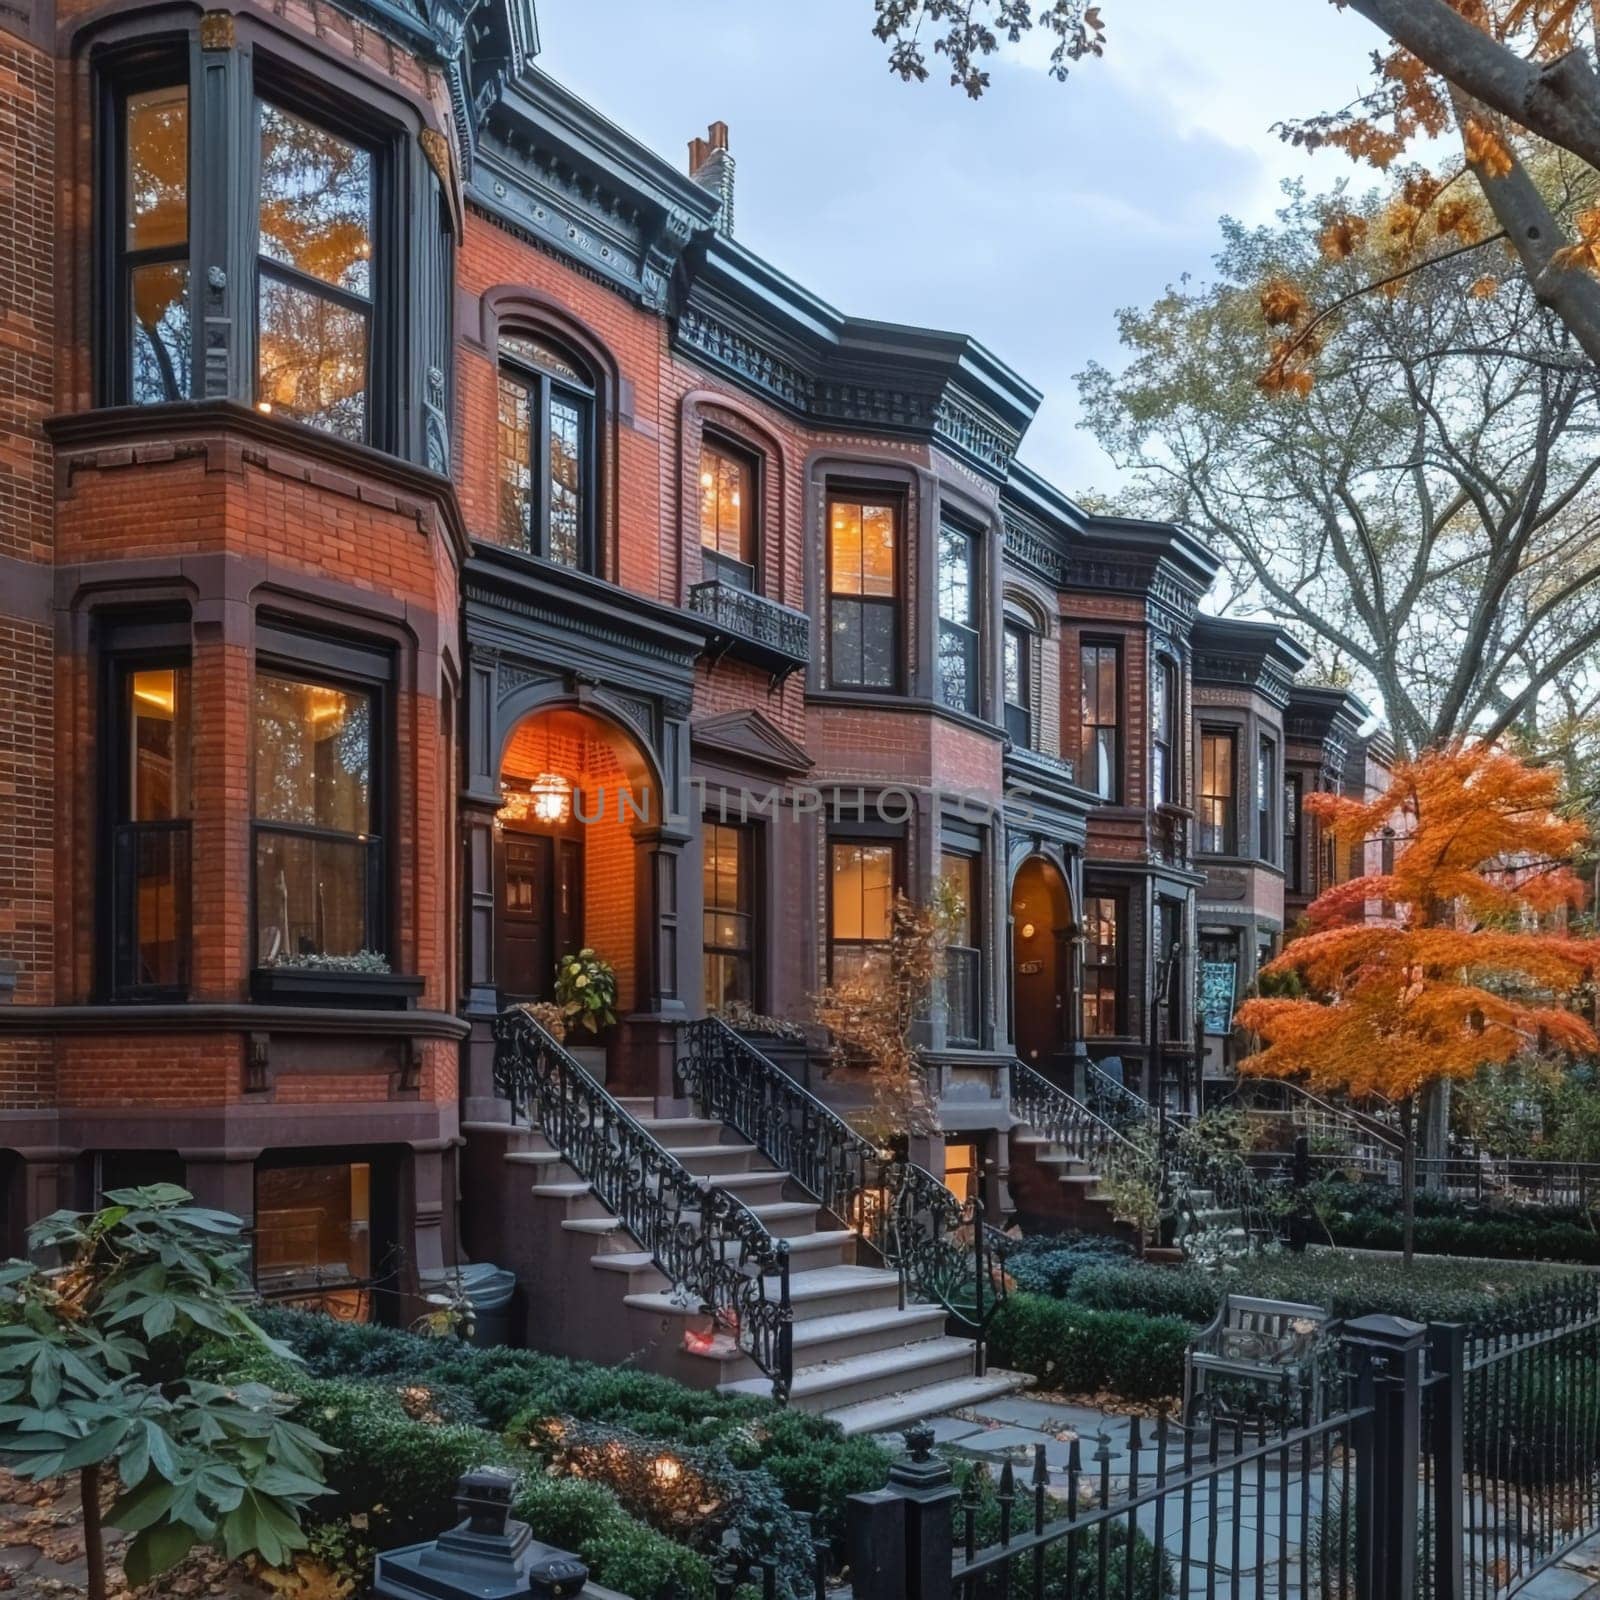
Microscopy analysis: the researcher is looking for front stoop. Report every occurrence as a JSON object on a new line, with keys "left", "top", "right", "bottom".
{"left": 487, "top": 1105, "right": 1029, "bottom": 1433}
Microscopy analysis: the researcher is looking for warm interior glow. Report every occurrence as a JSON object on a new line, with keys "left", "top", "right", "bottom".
{"left": 1020, "top": 922, "right": 1036, "bottom": 940}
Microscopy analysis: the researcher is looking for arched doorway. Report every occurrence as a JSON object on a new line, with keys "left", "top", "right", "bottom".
{"left": 495, "top": 706, "right": 659, "bottom": 1017}
{"left": 1011, "top": 855, "right": 1073, "bottom": 1072}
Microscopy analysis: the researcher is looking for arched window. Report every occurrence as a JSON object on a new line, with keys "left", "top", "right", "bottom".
{"left": 496, "top": 333, "right": 598, "bottom": 572}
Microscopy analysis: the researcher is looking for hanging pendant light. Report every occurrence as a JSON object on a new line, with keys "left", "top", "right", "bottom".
{"left": 496, "top": 716, "right": 573, "bottom": 828}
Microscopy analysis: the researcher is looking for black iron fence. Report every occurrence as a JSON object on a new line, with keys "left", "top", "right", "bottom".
{"left": 831, "top": 1281, "right": 1600, "bottom": 1600}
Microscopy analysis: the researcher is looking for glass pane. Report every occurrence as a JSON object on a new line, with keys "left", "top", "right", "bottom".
{"left": 253, "top": 674, "right": 371, "bottom": 831}
{"left": 497, "top": 373, "right": 532, "bottom": 550}
{"left": 701, "top": 446, "right": 750, "bottom": 561}
{"left": 861, "top": 604, "right": 895, "bottom": 688}
{"left": 547, "top": 392, "right": 583, "bottom": 566}
{"left": 830, "top": 600, "right": 863, "bottom": 685}
{"left": 1003, "top": 628, "right": 1023, "bottom": 705}
{"left": 130, "top": 262, "right": 191, "bottom": 404}
{"left": 126, "top": 826, "right": 186, "bottom": 988}
{"left": 255, "top": 830, "right": 370, "bottom": 961}
{"left": 257, "top": 275, "right": 368, "bottom": 441}
{"left": 129, "top": 667, "right": 190, "bottom": 821}
{"left": 258, "top": 102, "right": 372, "bottom": 296}
{"left": 940, "top": 853, "right": 975, "bottom": 944}
{"left": 1092, "top": 728, "right": 1116, "bottom": 800}
{"left": 945, "top": 946, "right": 979, "bottom": 1043}
{"left": 127, "top": 85, "right": 187, "bottom": 251}
{"left": 938, "top": 526, "right": 973, "bottom": 624}
{"left": 830, "top": 501, "right": 863, "bottom": 595}
{"left": 938, "top": 621, "right": 976, "bottom": 712}
{"left": 1152, "top": 743, "right": 1168, "bottom": 808}
{"left": 255, "top": 1163, "right": 371, "bottom": 1285}
{"left": 831, "top": 843, "right": 894, "bottom": 942}
{"left": 861, "top": 503, "right": 896, "bottom": 598}
{"left": 1097, "top": 647, "right": 1118, "bottom": 723}
{"left": 831, "top": 943, "right": 889, "bottom": 988}
{"left": 1151, "top": 660, "right": 1168, "bottom": 739}
{"left": 500, "top": 334, "right": 583, "bottom": 384}
{"left": 704, "top": 950, "right": 752, "bottom": 1010}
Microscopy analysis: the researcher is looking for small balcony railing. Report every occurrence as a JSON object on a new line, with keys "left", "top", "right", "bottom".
{"left": 112, "top": 819, "right": 191, "bottom": 999}
{"left": 688, "top": 578, "right": 811, "bottom": 683}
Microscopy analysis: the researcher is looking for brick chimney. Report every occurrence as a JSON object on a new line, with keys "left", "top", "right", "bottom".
{"left": 688, "top": 122, "right": 734, "bottom": 239}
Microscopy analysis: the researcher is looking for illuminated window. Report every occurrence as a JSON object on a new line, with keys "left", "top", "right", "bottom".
{"left": 1199, "top": 731, "right": 1237, "bottom": 854}
{"left": 497, "top": 335, "right": 596, "bottom": 570}
{"left": 255, "top": 102, "right": 374, "bottom": 442}
{"left": 1080, "top": 642, "right": 1120, "bottom": 801}
{"left": 828, "top": 495, "right": 899, "bottom": 690}
{"left": 111, "top": 663, "right": 192, "bottom": 996}
{"left": 941, "top": 851, "right": 981, "bottom": 1044}
{"left": 255, "top": 1161, "right": 372, "bottom": 1293}
{"left": 699, "top": 441, "right": 756, "bottom": 589}
{"left": 703, "top": 820, "right": 754, "bottom": 1009}
{"left": 121, "top": 83, "right": 191, "bottom": 403}
{"left": 944, "top": 1141, "right": 978, "bottom": 1204}
{"left": 829, "top": 841, "right": 895, "bottom": 984}
{"left": 253, "top": 669, "right": 378, "bottom": 965}
{"left": 1081, "top": 893, "right": 1121, "bottom": 1037}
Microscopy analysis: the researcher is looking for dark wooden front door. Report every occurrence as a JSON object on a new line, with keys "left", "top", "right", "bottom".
{"left": 499, "top": 834, "right": 554, "bottom": 1001}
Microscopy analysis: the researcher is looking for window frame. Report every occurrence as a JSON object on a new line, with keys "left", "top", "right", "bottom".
{"left": 826, "top": 489, "right": 903, "bottom": 693}
{"left": 1151, "top": 655, "right": 1177, "bottom": 807}
{"left": 249, "top": 626, "right": 393, "bottom": 974}
{"left": 1284, "top": 772, "right": 1303, "bottom": 893}
{"left": 702, "top": 817, "right": 760, "bottom": 1011}
{"left": 936, "top": 517, "right": 982, "bottom": 715}
{"left": 497, "top": 332, "right": 600, "bottom": 573}
{"left": 1002, "top": 622, "right": 1032, "bottom": 747}
{"left": 698, "top": 433, "right": 761, "bottom": 592}
{"left": 1198, "top": 728, "right": 1238, "bottom": 855}
{"left": 1080, "top": 889, "right": 1124, "bottom": 1038}
{"left": 99, "top": 643, "right": 193, "bottom": 1002}
{"left": 100, "top": 53, "right": 194, "bottom": 408}
{"left": 826, "top": 836, "right": 901, "bottom": 984}
{"left": 1257, "top": 734, "right": 1277, "bottom": 865}
{"left": 1079, "top": 638, "right": 1122, "bottom": 802}
{"left": 250, "top": 84, "right": 394, "bottom": 449}
{"left": 940, "top": 847, "right": 983, "bottom": 1047}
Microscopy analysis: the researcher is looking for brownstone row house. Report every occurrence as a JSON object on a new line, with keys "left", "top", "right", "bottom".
{"left": 0, "top": 0, "right": 1387, "bottom": 1356}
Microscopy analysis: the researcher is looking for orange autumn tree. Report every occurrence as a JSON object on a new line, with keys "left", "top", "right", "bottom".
{"left": 1235, "top": 741, "right": 1598, "bottom": 1263}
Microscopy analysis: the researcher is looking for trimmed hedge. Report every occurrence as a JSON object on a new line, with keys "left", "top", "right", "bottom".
{"left": 1006, "top": 1233, "right": 1136, "bottom": 1298}
{"left": 1319, "top": 1207, "right": 1600, "bottom": 1265}
{"left": 1062, "top": 1253, "right": 1574, "bottom": 1328}
{"left": 987, "top": 1293, "right": 1189, "bottom": 1402}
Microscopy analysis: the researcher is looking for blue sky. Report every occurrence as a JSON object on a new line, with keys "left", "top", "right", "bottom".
{"left": 533, "top": 0, "right": 1390, "bottom": 495}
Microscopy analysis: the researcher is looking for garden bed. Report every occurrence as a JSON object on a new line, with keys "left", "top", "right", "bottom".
{"left": 208, "top": 1310, "right": 895, "bottom": 1598}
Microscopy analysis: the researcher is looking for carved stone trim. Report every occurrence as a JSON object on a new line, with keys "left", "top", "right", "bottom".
{"left": 419, "top": 127, "right": 452, "bottom": 188}
{"left": 199, "top": 10, "right": 235, "bottom": 49}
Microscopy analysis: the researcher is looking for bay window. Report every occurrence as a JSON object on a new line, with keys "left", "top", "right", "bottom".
{"left": 700, "top": 439, "right": 757, "bottom": 589}
{"left": 1257, "top": 735, "right": 1277, "bottom": 863}
{"left": 109, "top": 661, "right": 192, "bottom": 998}
{"left": 941, "top": 850, "right": 981, "bottom": 1045}
{"left": 1080, "top": 641, "right": 1120, "bottom": 801}
{"left": 255, "top": 102, "right": 374, "bottom": 443}
{"left": 253, "top": 660, "right": 383, "bottom": 967}
{"left": 497, "top": 334, "right": 597, "bottom": 570}
{"left": 937, "top": 521, "right": 980, "bottom": 714}
{"left": 119, "top": 81, "right": 191, "bottom": 404}
{"left": 828, "top": 494, "right": 899, "bottom": 690}
{"left": 1199, "top": 730, "right": 1236, "bottom": 855}
{"left": 829, "top": 840, "right": 895, "bottom": 984}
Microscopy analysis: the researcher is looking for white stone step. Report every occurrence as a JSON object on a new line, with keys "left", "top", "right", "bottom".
{"left": 721, "top": 1336, "right": 977, "bottom": 1414}
{"left": 822, "top": 1368, "right": 1033, "bottom": 1437}
{"left": 790, "top": 1304, "right": 950, "bottom": 1362}
{"left": 634, "top": 1117, "right": 731, "bottom": 1149}
{"left": 663, "top": 1142, "right": 762, "bottom": 1174}
{"left": 718, "top": 1228, "right": 855, "bottom": 1272}
{"left": 690, "top": 1168, "right": 790, "bottom": 1198}
{"left": 504, "top": 1149, "right": 566, "bottom": 1168}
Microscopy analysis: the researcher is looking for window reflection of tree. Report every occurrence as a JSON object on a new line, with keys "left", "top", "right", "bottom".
{"left": 124, "top": 85, "right": 190, "bottom": 402}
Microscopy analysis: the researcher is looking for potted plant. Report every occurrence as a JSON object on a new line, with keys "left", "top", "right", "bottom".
{"left": 250, "top": 948, "right": 425, "bottom": 1010}
{"left": 554, "top": 949, "right": 617, "bottom": 1079}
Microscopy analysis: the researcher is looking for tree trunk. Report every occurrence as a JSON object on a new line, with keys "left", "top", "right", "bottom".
{"left": 1400, "top": 1095, "right": 1417, "bottom": 1268}
{"left": 1419, "top": 1078, "right": 1451, "bottom": 1180}
{"left": 81, "top": 1463, "right": 106, "bottom": 1600}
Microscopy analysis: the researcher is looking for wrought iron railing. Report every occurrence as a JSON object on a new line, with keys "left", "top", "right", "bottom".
{"left": 1237, "top": 1077, "right": 1402, "bottom": 1172}
{"left": 1009, "top": 1059, "right": 1138, "bottom": 1171}
{"left": 677, "top": 1016, "right": 1008, "bottom": 1367}
{"left": 1081, "top": 1060, "right": 1151, "bottom": 1132}
{"left": 687, "top": 578, "right": 811, "bottom": 672}
{"left": 1158, "top": 1106, "right": 1282, "bottom": 1252}
{"left": 493, "top": 1007, "right": 793, "bottom": 1401}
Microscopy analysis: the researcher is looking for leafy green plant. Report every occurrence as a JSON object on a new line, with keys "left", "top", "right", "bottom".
{"left": 555, "top": 948, "right": 618, "bottom": 1034}
{"left": 0, "top": 1186, "right": 334, "bottom": 1600}
{"left": 986, "top": 1294, "right": 1189, "bottom": 1402}
{"left": 268, "top": 949, "right": 391, "bottom": 974}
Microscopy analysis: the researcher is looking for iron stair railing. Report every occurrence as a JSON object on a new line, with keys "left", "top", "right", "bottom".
{"left": 1009, "top": 1058, "right": 1140, "bottom": 1171}
{"left": 493, "top": 1007, "right": 793, "bottom": 1402}
{"left": 1080, "top": 1060, "right": 1151, "bottom": 1133}
{"left": 677, "top": 1016, "right": 1009, "bottom": 1372}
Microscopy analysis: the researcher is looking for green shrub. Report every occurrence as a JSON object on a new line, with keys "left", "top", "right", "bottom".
{"left": 1065, "top": 1263, "right": 1221, "bottom": 1323}
{"left": 1007, "top": 1233, "right": 1136, "bottom": 1298}
{"left": 1322, "top": 1209, "right": 1600, "bottom": 1265}
{"left": 987, "top": 1294, "right": 1188, "bottom": 1402}
{"left": 514, "top": 1475, "right": 713, "bottom": 1600}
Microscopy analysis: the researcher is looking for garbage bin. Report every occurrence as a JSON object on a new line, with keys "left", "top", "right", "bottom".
{"left": 427, "top": 1263, "right": 518, "bottom": 1348}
